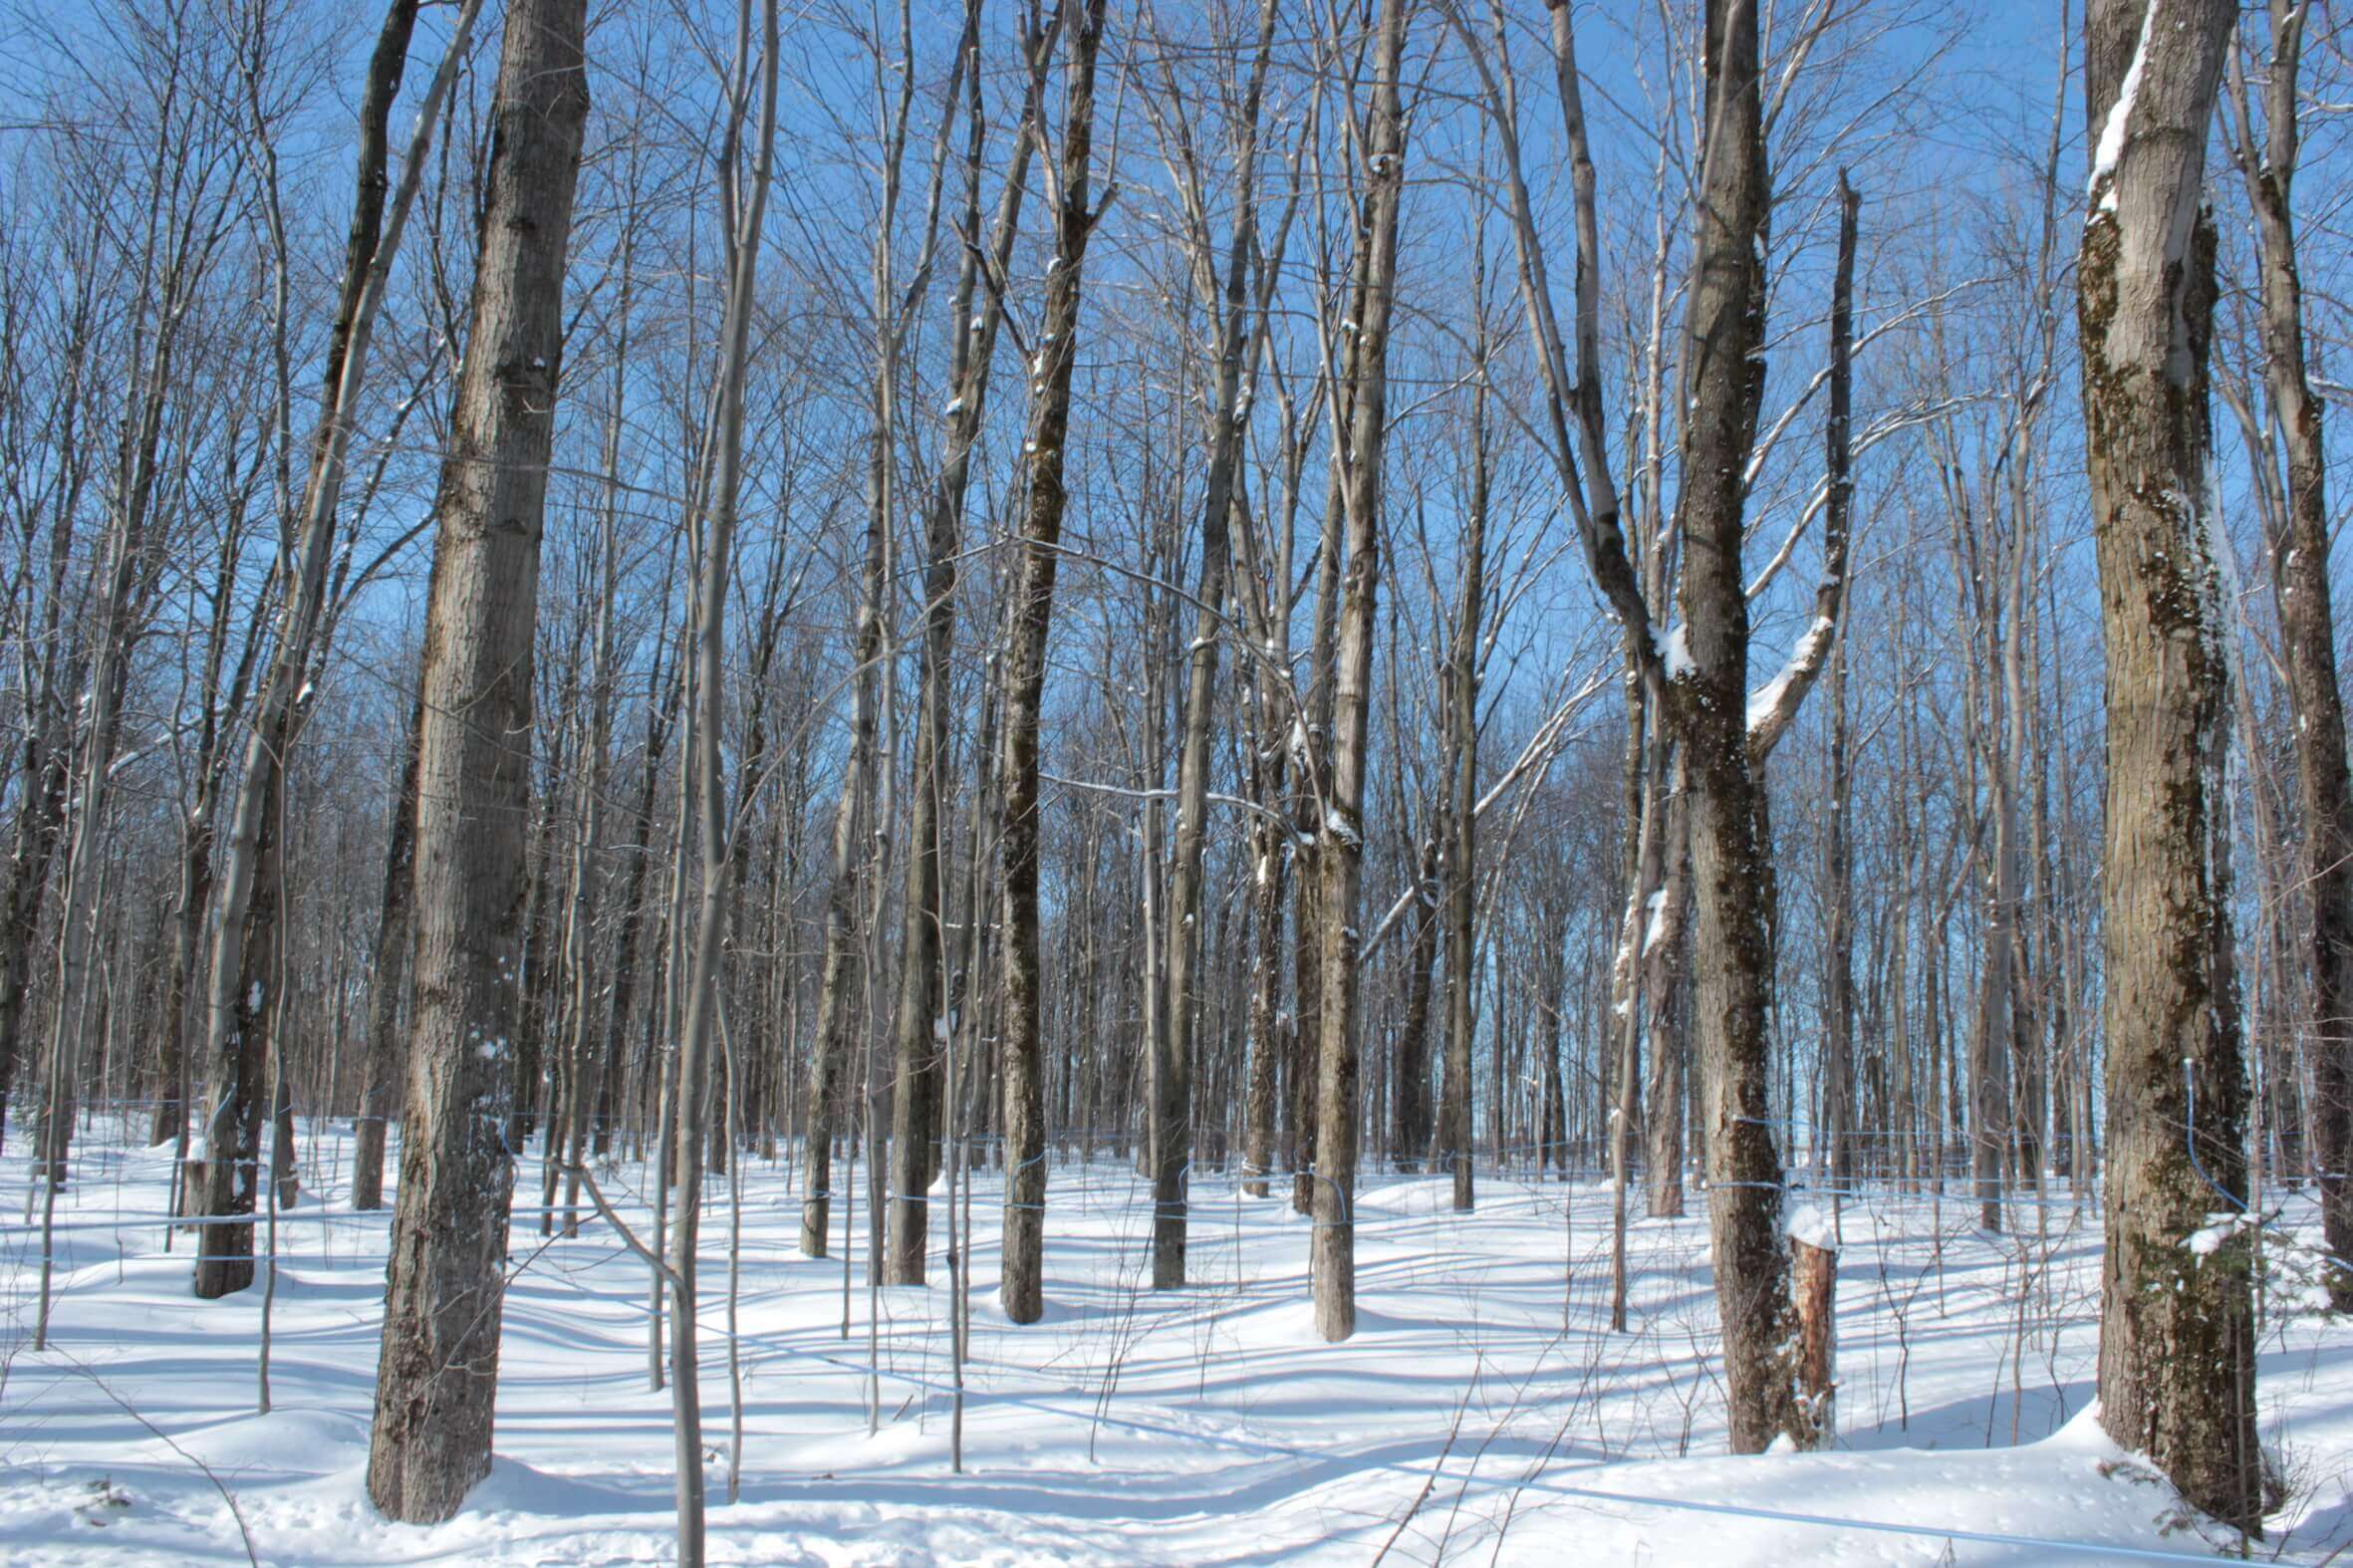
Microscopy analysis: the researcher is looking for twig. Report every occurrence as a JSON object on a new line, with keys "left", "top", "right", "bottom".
{"left": 1373, "top": 1357, "right": 1477, "bottom": 1567}
{"left": 571, "top": 1163, "right": 685, "bottom": 1291}
{"left": 49, "top": 1346, "right": 260, "bottom": 1567}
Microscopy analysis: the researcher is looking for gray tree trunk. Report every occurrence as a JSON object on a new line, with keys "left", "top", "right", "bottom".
{"left": 365, "top": 0, "right": 586, "bottom": 1519}
{"left": 351, "top": 694, "right": 421, "bottom": 1211}
{"left": 1666, "top": 0, "right": 1806, "bottom": 1454}
{"left": 1311, "top": 0, "right": 1409, "bottom": 1344}
{"left": 2228, "top": 0, "right": 2353, "bottom": 1310}
{"left": 196, "top": 0, "right": 456, "bottom": 1299}
{"left": 1152, "top": 0, "right": 1273, "bottom": 1287}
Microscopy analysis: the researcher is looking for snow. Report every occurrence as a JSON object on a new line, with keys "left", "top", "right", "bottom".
{"left": 2189, "top": 1211, "right": 2250, "bottom": 1259}
{"left": 1786, "top": 1199, "right": 1836, "bottom": 1251}
{"left": 2195, "top": 463, "right": 2242, "bottom": 726}
{"left": 5, "top": 1114, "right": 2349, "bottom": 1564}
{"left": 1658, "top": 622, "right": 1696, "bottom": 680}
{"left": 1746, "top": 615, "right": 1835, "bottom": 736}
{"left": 2088, "top": 0, "right": 2161, "bottom": 213}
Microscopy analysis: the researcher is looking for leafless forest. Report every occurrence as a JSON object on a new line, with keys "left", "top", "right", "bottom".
{"left": 0, "top": 0, "right": 2349, "bottom": 1558}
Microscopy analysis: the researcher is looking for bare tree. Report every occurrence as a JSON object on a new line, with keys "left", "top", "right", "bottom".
{"left": 2077, "top": 0, "right": 2258, "bottom": 1534}
{"left": 890, "top": 3, "right": 1053, "bottom": 1290}
{"left": 800, "top": 0, "right": 968, "bottom": 1261}
{"left": 1308, "top": 0, "right": 1411, "bottom": 1345}
{"left": 2224, "top": 0, "right": 2353, "bottom": 1309}
{"left": 1002, "top": 0, "right": 1109, "bottom": 1321}
{"left": 367, "top": 0, "right": 588, "bottom": 1520}
{"left": 661, "top": 7, "right": 780, "bottom": 1556}
{"left": 195, "top": 0, "right": 470, "bottom": 1300}
{"left": 1148, "top": 0, "right": 1278, "bottom": 1289}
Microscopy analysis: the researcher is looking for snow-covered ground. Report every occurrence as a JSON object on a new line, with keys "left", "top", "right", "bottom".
{"left": 1, "top": 1115, "right": 2347, "bottom": 1564}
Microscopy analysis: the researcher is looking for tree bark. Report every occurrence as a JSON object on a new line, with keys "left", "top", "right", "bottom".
{"left": 1821, "top": 174, "right": 1860, "bottom": 1191}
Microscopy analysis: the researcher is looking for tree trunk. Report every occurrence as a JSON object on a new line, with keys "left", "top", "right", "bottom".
{"left": 1002, "top": 0, "right": 1107, "bottom": 1321}
{"left": 2078, "top": 0, "right": 2259, "bottom": 1534}
{"left": 1665, "top": 0, "right": 1808, "bottom": 1454}
{"left": 1820, "top": 176, "right": 1859, "bottom": 1192}
{"left": 1792, "top": 1233, "right": 1837, "bottom": 1442}
{"left": 548, "top": 238, "right": 637, "bottom": 1238}
{"left": 1154, "top": 0, "right": 1272, "bottom": 1282}
{"left": 801, "top": 503, "right": 882, "bottom": 1256}
{"left": 1438, "top": 370, "right": 1489, "bottom": 1211}
{"left": 798, "top": 0, "right": 966, "bottom": 1254}
{"left": 352, "top": 694, "right": 421, "bottom": 1211}
{"left": 1394, "top": 836, "right": 1438, "bottom": 1170}
{"left": 891, "top": 26, "right": 1043, "bottom": 1288}
{"left": 2230, "top": 0, "right": 2353, "bottom": 1311}
{"left": 153, "top": 516, "right": 253, "bottom": 1152}
{"left": 1311, "top": 0, "right": 1408, "bottom": 1344}
{"left": 662, "top": 11, "right": 779, "bottom": 1553}
{"left": 197, "top": 0, "right": 453, "bottom": 1300}
{"left": 366, "top": 0, "right": 586, "bottom": 1519}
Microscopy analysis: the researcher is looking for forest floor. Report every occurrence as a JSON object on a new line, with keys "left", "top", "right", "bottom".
{"left": 0, "top": 1116, "right": 2348, "bottom": 1564}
